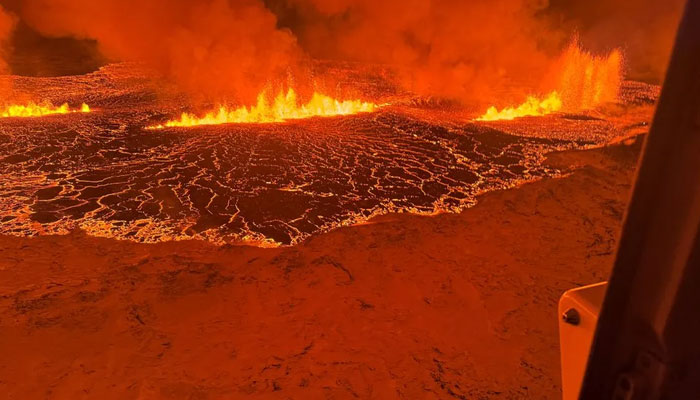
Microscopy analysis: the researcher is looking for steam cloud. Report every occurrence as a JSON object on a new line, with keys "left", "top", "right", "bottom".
{"left": 10, "top": 0, "right": 688, "bottom": 104}
{"left": 279, "top": 0, "right": 560, "bottom": 104}
{"left": 0, "top": 5, "right": 16, "bottom": 73}
{"left": 19, "top": 0, "right": 302, "bottom": 103}
{"left": 546, "top": 0, "right": 686, "bottom": 82}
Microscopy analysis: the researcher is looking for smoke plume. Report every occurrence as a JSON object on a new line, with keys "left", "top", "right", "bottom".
{"left": 10, "top": 0, "right": 688, "bottom": 105}
{"left": 279, "top": 0, "right": 564, "bottom": 105}
{"left": 545, "top": 0, "right": 686, "bottom": 83}
{"left": 0, "top": 5, "right": 16, "bottom": 73}
{"left": 18, "top": 0, "right": 303, "bottom": 103}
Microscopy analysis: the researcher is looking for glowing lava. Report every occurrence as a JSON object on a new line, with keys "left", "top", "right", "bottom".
{"left": 149, "top": 89, "right": 378, "bottom": 129}
{"left": 477, "top": 41, "right": 623, "bottom": 121}
{"left": 557, "top": 41, "right": 623, "bottom": 111}
{"left": 1, "top": 102, "right": 91, "bottom": 118}
{"left": 477, "top": 91, "right": 562, "bottom": 121}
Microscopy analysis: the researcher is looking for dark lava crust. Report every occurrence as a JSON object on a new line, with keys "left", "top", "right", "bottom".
{"left": 0, "top": 64, "right": 656, "bottom": 245}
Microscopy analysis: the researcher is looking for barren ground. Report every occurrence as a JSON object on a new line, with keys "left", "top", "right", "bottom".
{"left": 0, "top": 136, "right": 642, "bottom": 399}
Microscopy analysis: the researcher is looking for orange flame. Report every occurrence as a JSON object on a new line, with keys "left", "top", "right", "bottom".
{"left": 477, "top": 41, "right": 623, "bottom": 121}
{"left": 1, "top": 102, "right": 91, "bottom": 118}
{"left": 477, "top": 91, "right": 562, "bottom": 121}
{"left": 557, "top": 42, "right": 623, "bottom": 111}
{"left": 149, "top": 89, "right": 379, "bottom": 129}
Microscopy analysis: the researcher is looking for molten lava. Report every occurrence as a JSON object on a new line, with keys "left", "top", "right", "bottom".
{"left": 477, "top": 92, "right": 562, "bottom": 121}
{"left": 149, "top": 89, "right": 378, "bottom": 129}
{"left": 0, "top": 102, "right": 91, "bottom": 118}
{"left": 477, "top": 42, "right": 623, "bottom": 121}
{"left": 557, "top": 42, "right": 623, "bottom": 111}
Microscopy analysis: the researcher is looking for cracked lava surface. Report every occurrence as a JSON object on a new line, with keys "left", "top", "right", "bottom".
{"left": 0, "top": 64, "right": 658, "bottom": 246}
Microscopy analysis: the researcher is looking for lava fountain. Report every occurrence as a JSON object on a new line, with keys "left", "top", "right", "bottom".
{"left": 0, "top": 102, "right": 91, "bottom": 118}
{"left": 477, "top": 92, "right": 563, "bottom": 121}
{"left": 477, "top": 41, "right": 623, "bottom": 121}
{"left": 148, "top": 89, "right": 379, "bottom": 129}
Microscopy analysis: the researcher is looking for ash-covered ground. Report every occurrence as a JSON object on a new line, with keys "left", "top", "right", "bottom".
{"left": 0, "top": 64, "right": 657, "bottom": 245}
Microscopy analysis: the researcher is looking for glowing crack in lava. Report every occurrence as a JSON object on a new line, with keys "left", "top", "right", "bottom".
{"left": 1, "top": 102, "right": 91, "bottom": 118}
{"left": 148, "top": 89, "right": 378, "bottom": 129}
{"left": 477, "top": 42, "right": 623, "bottom": 121}
{"left": 0, "top": 63, "right": 658, "bottom": 246}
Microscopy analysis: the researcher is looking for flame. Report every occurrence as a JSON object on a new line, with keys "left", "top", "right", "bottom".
{"left": 149, "top": 89, "right": 379, "bottom": 129}
{"left": 477, "top": 91, "right": 562, "bottom": 121}
{"left": 477, "top": 41, "right": 623, "bottom": 121}
{"left": 0, "top": 102, "right": 91, "bottom": 118}
{"left": 557, "top": 42, "right": 623, "bottom": 111}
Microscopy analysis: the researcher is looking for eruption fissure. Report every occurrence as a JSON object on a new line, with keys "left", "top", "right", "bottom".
{"left": 476, "top": 42, "right": 623, "bottom": 121}
{"left": 1, "top": 102, "right": 91, "bottom": 118}
{"left": 148, "top": 89, "right": 379, "bottom": 129}
{"left": 477, "top": 92, "right": 562, "bottom": 121}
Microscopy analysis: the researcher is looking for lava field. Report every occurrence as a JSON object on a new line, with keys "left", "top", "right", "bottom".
{"left": 0, "top": 64, "right": 657, "bottom": 245}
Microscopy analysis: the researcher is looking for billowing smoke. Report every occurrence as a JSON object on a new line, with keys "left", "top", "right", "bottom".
{"left": 18, "top": 0, "right": 303, "bottom": 103}
{"left": 546, "top": 0, "right": 686, "bottom": 83}
{"left": 0, "top": 5, "right": 16, "bottom": 73}
{"left": 277, "top": 0, "right": 685, "bottom": 105}
{"left": 278, "top": 0, "right": 563, "bottom": 105}
{"left": 10, "top": 0, "right": 688, "bottom": 105}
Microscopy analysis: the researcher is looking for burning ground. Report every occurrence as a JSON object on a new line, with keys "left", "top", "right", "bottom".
{"left": 0, "top": 62, "right": 656, "bottom": 246}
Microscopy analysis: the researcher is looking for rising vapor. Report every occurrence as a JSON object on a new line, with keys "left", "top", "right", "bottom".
{"left": 11, "top": 0, "right": 688, "bottom": 105}
{"left": 19, "top": 0, "right": 303, "bottom": 103}
{"left": 0, "top": 5, "right": 16, "bottom": 73}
